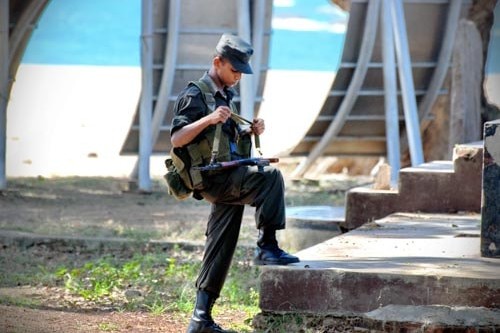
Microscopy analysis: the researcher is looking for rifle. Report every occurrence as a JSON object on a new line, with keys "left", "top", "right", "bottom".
{"left": 192, "top": 157, "right": 279, "bottom": 172}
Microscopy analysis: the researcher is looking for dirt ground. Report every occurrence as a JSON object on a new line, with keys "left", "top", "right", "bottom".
{"left": 0, "top": 303, "right": 191, "bottom": 333}
{"left": 0, "top": 173, "right": 366, "bottom": 333}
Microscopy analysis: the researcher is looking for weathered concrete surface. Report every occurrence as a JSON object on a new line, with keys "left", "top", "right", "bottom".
{"left": 254, "top": 305, "right": 500, "bottom": 332}
{"left": 259, "top": 213, "right": 500, "bottom": 316}
{"left": 344, "top": 142, "right": 483, "bottom": 230}
{"left": 364, "top": 304, "right": 500, "bottom": 329}
{"left": 481, "top": 120, "right": 500, "bottom": 258}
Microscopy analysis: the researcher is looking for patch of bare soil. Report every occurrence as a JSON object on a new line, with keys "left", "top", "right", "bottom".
{"left": 0, "top": 302, "right": 248, "bottom": 333}
{"left": 0, "top": 304, "right": 187, "bottom": 333}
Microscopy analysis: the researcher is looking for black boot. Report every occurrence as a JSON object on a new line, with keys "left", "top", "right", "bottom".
{"left": 186, "top": 290, "right": 235, "bottom": 333}
{"left": 254, "top": 229, "right": 300, "bottom": 265}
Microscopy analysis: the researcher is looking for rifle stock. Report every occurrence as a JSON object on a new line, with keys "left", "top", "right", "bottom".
{"left": 193, "top": 157, "right": 279, "bottom": 171}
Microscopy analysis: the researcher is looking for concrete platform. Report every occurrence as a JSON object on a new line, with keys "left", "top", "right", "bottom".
{"left": 260, "top": 212, "right": 500, "bottom": 315}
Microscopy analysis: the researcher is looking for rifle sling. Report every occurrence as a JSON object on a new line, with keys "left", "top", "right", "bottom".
{"left": 192, "top": 80, "right": 262, "bottom": 163}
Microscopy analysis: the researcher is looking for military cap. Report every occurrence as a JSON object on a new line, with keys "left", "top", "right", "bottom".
{"left": 215, "top": 33, "right": 254, "bottom": 74}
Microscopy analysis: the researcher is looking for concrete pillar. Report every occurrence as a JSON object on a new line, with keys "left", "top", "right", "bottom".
{"left": 450, "top": 20, "right": 482, "bottom": 156}
{"left": 481, "top": 119, "right": 500, "bottom": 258}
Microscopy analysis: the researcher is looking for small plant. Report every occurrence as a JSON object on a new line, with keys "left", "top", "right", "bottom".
{"left": 144, "top": 298, "right": 168, "bottom": 315}
{"left": 61, "top": 260, "right": 122, "bottom": 301}
{"left": 97, "top": 322, "right": 119, "bottom": 332}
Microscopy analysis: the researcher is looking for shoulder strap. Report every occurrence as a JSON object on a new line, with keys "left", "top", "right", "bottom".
{"left": 190, "top": 80, "right": 263, "bottom": 160}
{"left": 189, "top": 80, "right": 221, "bottom": 163}
{"left": 189, "top": 80, "right": 216, "bottom": 112}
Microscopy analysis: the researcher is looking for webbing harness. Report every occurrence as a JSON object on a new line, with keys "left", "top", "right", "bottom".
{"left": 190, "top": 80, "right": 262, "bottom": 165}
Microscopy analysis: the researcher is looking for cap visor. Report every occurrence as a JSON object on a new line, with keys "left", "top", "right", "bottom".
{"left": 240, "top": 63, "right": 253, "bottom": 74}
{"left": 232, "top": 61, "right": 253, "bottom": 74}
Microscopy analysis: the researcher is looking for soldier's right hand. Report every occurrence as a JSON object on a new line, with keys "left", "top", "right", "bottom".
{"left": 208, "top": 106, "right": 231, "bottom": 125}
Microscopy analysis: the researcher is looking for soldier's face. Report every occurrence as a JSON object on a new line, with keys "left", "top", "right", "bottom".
{"left": 215, "top": 57, "right": 242, "bottom": 87}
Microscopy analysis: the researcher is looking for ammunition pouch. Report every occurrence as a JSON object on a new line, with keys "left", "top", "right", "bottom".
{"left": 236, "top": 134, "right": 252, "bottom": 158}
{"left": 164, "top": 148, "right": 194, "bottom": 200}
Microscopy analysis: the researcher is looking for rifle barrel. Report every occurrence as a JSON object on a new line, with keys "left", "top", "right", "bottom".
{"left": 193, "top": 157, "right": 279, "bottom": 171}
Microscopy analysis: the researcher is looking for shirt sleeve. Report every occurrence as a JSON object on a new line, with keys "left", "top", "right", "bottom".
{"left": 170, "top": 86, "right": 206, "bottom": 135}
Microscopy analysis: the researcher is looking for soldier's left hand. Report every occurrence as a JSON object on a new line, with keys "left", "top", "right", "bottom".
{"left": 251, "top": 118, "right": 265, "bottom": 135}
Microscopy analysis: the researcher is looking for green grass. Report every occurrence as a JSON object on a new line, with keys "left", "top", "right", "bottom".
{"left": 0, "top": 246, "right": 259, "bottom": 331}
{"left": 47, "top": 248, "right": 260, "bottom": 331}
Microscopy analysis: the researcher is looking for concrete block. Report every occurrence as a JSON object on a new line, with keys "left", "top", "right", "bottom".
{"left": 398, "top": 161, "right": 456, "bottom": 211}
{"left": 344, "top": 187, "right": 399, "bottom": 230}
{"left": 453, "top": 141, "right": 484, "bottom": 177}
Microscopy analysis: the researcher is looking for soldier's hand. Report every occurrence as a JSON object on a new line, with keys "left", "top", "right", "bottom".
{"left": 251, "top": 118, "right": 265, "bottom": 135}
{"left": 208, "top": 106, "right": 232, "bottom": 125}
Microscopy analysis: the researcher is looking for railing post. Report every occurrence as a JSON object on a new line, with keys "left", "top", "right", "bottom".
{"left": 381, "top": 0, "right": 400, "bottom": 184}
{"left": 237, "top": 0, "right": 255, "bottom": 121}
{"left": 138, "top": 0, "right": 153, "bottom": 192}
{"left": 390, "top": 0, "right": 424, "bottom": 166}
{"left": 130, "top": 0, "right": 180, "bottom": 181}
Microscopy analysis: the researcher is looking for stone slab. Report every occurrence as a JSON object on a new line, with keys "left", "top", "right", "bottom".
{"left": 253, "top": 305, "right": 500, "bottom": 332}
{"left": 364, "top": 304, "right": 500, "bottom": 329}
{"left": 259, "top": 213, "right": 500, "bottom": 314}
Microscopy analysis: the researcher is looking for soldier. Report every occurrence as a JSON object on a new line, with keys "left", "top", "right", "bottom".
{"left": 170, "top": 33, "right": 299, "bottom": 333}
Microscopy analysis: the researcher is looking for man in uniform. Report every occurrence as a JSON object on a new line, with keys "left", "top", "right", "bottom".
{"left": 170, "top": 33, "right": 299, "bottom": 333}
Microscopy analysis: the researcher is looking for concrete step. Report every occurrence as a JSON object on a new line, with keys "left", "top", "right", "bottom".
{"left": 259, "top": 212, "right": 500, "bottom": 316}
{"left": 344, "top": 142, "right": 483, "bottom": 229}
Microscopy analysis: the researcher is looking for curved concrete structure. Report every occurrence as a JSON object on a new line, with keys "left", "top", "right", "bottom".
{"left": 1, "top": 0, "right": 51, "bottom": 189}
{"left": 290, "top": 0, "right": 472, "bottom": 177}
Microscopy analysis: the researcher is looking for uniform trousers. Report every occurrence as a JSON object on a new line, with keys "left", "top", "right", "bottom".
{"left": 196, "top": 165, "right": 286, "bottom": 296}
